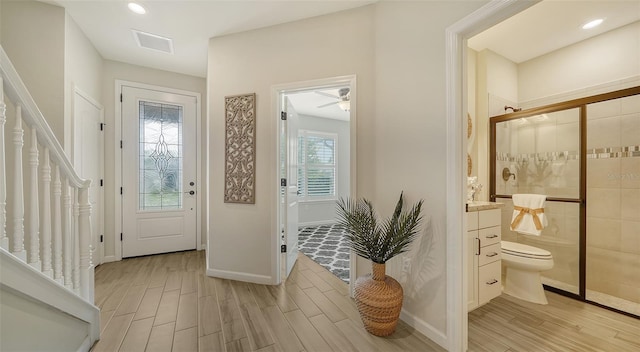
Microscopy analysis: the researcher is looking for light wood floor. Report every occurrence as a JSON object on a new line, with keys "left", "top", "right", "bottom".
{"left": 469, "top": 290, "right": 640, "bottom": 352}
{"left": 91, "top": 250, "right": 445, "bottom": 352}
{"left": 92, "top": 250, "right": 639, "bottom": 352}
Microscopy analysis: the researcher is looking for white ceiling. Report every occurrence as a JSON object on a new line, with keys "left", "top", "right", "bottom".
{"left": 287, "top": 87, "right": 350, "bottom": 121}
{"left": 468, "top": 0, "right": 640, "bottom": 63}
{"left": 52, "top": 0, "right": 375, "bottom": 78}
{"left": 49, "top": 0, "right": 639, "bottom": 111}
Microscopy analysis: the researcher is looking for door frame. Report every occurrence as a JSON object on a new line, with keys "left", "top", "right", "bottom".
{"left": 114, "top": 80, "right": 202, "bottom": 261}
{"left": 272, "top": 75, "right": 357, "bottom": 294}
{"left": 71, "top": 84, "right": 105, "bottom": 265}
{"left": 445, "top": 1, "right": 538, "bottom": 350}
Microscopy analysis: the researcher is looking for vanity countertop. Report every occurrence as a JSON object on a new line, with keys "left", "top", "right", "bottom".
{"left": 466, "top": 201, "right": 504, "bottom": 212}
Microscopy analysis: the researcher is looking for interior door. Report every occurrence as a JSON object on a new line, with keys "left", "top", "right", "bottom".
{"left": 73, "top": 91, "right": 104, "bottom": 264}
{"left": 284, "top": 97, "right": 299, "bottom": 277}
{"left": 121, "top": 86, "right": 197, "bottom": 258}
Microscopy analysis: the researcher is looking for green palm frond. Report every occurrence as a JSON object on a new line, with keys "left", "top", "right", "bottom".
{"left": 336, "top": 192, "right": 424, "bottom": 264}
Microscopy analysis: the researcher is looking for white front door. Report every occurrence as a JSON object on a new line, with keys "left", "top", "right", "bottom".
{"left": 73, "top": 90, "right": 104, "bottom": 264}
{"left": 121, "top": 86, "right": 197, "bottom": 258}
{"left": 283, "top": 97, "right": 299, "bottom": 277}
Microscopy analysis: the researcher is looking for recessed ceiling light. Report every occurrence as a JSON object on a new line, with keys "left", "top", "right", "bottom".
{"left": 582, "top": 18, "right": 603, "bottom": 30}
{"left": 128, "top": 2, "right": 146, "bottom": 15}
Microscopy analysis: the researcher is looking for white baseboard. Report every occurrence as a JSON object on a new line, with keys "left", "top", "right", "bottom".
{"left": 207, "top": 268, "right": 273, "bottom": 285}
{"left": 400, "top": 308, "right": 448, "bottom": 350}
{"left": 77, "top": 336, "right": 92, "bottom": 352}
{"left": 101, "top": 255, "right": 119, "bottom": 263}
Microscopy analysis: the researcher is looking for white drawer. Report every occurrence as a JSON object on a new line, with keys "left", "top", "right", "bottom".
{"left": 479, "top": 226, "right": 501, "bottom": 247}
{"left": 479, "top": 208, "right": 501, "bottom": 229}
{"left": 479, "top": 242, "right": 501, "bottom": 266}
{"left": 467, "top": 211, "right": 479, "bottom": 231}
{"left": 478, "top": 260, "right": 501, "bottom": 305}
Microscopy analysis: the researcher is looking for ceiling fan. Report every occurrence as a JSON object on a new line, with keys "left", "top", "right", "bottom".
{"left": 316, "top": 87, "right": 350, "bottom": 111}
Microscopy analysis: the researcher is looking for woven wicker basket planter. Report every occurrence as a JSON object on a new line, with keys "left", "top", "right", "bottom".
{"left": 354, "top": 262, "right": 403, "bottom": 336}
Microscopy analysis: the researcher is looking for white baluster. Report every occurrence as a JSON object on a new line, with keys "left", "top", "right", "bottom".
{"left": 52, "top": 165, "right": 63, "bottom": 284}
{"left": 40, "top": 148, "right": 52, "bottom": 278}
{"left": 73, "top": 187, "right": 80, "bottom": 293}
{"left": 28, "top": 127, "right": 41, "bottom": 270}
{"left": 62, "top": 177, "right": 73, "bottom": 290}
{"left": 11, "top": 105, "right": 26, "bottom": 261}
{"left": 0, "top": 77, "right": 7, "bottom": 250}
{"left": 78, "top": 186, "right": 93, "bottom": 301}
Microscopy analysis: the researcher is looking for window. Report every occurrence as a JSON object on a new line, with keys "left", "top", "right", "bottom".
{"left": 298, "top": 131, "right": 337, "bottom": 200}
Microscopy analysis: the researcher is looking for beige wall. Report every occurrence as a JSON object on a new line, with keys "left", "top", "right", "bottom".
{"left": 101, "top": 60, "right": 206, "bottom": 261}
{"left": 1, "top": 0, "right": 66, "bottom": 143}
{"left": 207, "top": 1, "right": 487, "bottom": 341}
{"left": 208, "top": 5, "right": 375, "bottom": 280}
{"left": 519, "top": 21, "right": 640, "bottom": 104}
{"left": 64, "top": 13, "right": 104, "bottom": 154}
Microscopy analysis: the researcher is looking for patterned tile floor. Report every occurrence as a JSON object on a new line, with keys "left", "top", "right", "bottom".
{"left": 298, "top": 224, "right": 350, "bottom": 282}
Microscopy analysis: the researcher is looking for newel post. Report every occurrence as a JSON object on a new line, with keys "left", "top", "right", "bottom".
{"left": 78, "top": 185, "right": 93, "bottom": 302}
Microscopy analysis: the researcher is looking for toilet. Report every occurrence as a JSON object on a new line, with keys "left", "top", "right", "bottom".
{"left": 501, "top": 240, "right": 554, "bottom": 304}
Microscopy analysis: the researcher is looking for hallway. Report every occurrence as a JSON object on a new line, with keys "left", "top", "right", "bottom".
{"left": 92, "top": 251, "right": 444, "bottom": 352}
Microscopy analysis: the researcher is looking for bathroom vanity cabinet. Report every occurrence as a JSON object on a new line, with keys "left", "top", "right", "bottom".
{"left": 467, "top": 203, "right": 503, "bottom": 311}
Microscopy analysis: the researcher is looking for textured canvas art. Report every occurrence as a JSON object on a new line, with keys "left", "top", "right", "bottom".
{"left": 224, "top": 93, "right": 256, "bottom": 204}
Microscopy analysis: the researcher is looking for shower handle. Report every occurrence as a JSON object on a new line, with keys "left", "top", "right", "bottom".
{"left": 502, "top": 167, "right": 516, "bottom": 181}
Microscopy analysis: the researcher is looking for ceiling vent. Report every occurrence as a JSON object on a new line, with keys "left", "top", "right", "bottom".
{"left": 132, "top": 29, "right": 174, "bottom": 54}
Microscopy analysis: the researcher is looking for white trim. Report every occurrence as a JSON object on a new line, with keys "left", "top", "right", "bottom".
{"left": 114, "top": 80, "right": 202, "bottom": 260}
{"left": 77, "top": 336, "right": 92, "bottom": 352}
{"left": 0, "top": 248, "right": 100, "bottom": 345}
{"left": 400, "top": 308, "right": 447, "bottom": 348}
{"left": 271, "top": 75, "right": 357, "bottom": 290}
{"left": 207, "top": 268, "right": 273, "bottom": 285}
{"left": 71, "top": 85, "right": 105, "bottom": 266}
{"left": 445, "top": 1, "right": 539, "bottom": 351}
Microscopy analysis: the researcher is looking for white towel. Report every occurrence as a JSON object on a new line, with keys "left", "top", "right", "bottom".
{"left": 511, "top": 194, "right": 548, "bottom": 236}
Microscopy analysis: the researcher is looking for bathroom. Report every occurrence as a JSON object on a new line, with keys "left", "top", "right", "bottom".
{"left": 466, "top": 1, "right": 639, "bottom": 317}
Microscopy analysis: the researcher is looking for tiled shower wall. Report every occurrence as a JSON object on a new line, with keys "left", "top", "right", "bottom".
{"left": 586, "top": 94, "right": 640, "bottom": 309}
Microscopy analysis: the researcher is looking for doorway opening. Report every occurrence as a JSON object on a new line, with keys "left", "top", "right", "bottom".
{"left": 274, "top": 76, "right": 356, "bottom": 290}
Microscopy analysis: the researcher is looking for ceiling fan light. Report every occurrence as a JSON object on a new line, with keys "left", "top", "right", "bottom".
{"left": 337, "top": 100, "right": 350, "bottom": 112}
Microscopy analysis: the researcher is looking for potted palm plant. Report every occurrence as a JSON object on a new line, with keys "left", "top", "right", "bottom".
{"left": 336, "top": 192, "right": 423, "bottom": 336}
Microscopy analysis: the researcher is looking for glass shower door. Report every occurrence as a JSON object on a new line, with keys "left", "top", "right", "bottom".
{"left": 585, "top": 94, "right": 640, "bottom": 316}
{"left": 493, "top": 108, "right": 582, "bottom": 295}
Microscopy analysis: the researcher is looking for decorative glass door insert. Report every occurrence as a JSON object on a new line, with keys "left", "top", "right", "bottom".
{"left": 138, "top": 101, "right": 183, "bottom": 211}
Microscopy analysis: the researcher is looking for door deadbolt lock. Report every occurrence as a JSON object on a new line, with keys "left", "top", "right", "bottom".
{"left": 189, "top": 181, "right": 195, "bottom": 186}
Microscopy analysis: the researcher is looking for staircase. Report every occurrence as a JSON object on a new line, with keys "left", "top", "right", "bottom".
{"left": 0, "top": 45, "right": 99, "bottom": 351}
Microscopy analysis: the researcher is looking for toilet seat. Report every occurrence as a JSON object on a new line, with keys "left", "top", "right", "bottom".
{"left": 502, "top": 240, "right": 552, "bottom": 260}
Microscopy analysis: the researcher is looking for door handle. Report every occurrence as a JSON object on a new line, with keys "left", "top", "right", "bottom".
{"left": 486, "top": 279, "right": 498, "bottom": 285}
{"left": 185, "top": 190, "right": 195, "bottom": 195}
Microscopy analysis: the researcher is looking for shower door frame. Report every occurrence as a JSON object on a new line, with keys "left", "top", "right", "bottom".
{"left": 489, "top": 86, "right": 640, "bottom": 312}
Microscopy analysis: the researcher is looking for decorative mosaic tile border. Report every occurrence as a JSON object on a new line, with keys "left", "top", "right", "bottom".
{"left": 587, "top": 146, "right": 640, "bottom": 159}
{"left": 496, "top": 151, "right": 579, "bottom": 162}
{"left": 497, "top": 146, "right": 640, "bottom": 162}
